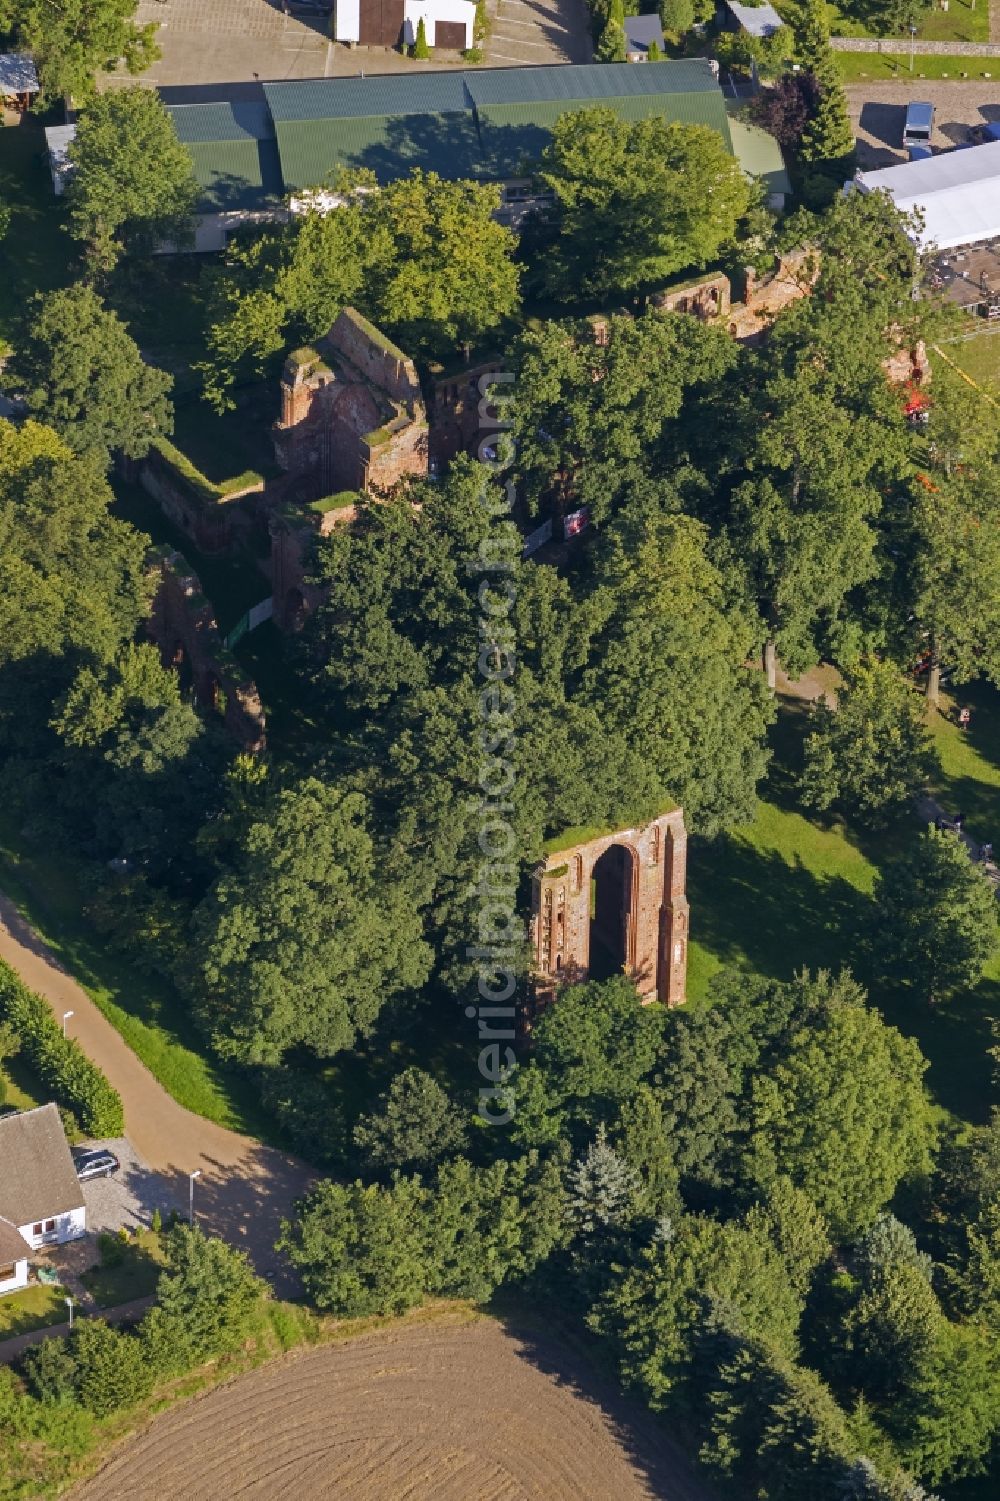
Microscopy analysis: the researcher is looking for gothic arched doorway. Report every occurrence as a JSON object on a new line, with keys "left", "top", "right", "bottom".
{"left": 589, "top": 843, "right": 634, "bottom": 981}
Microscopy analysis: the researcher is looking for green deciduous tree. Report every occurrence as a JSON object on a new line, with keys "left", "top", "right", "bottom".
{"left": 185, "top": 778, "right": 431, "bottom": 1065}
{"left": 201, "top": 171, "right": 518, "bottom": 408}
{"left": 535, "top": 108, "right": 752, "bottom": 298}
{"left": 66, "top": 88, "right": 198, "bottom": 270}
{"left": 747, "top": 983, "right": 934, "bottom": 1238}
{"left": 353, "top": 1067, "right": 467, "bottom": 1172}
{"left": 871, "top": 826, "right": 999, "bottom": 1003}
{"left": 8, "top": 285, "right": 172, "bottom": 463}
{"left": 0, "top": 0, "right": 158, "bottom": 104}
{"left": 144, "top": 1225, "right": 267, "bottom": 1369}
{"left": 511, "top": 310, "right": 737, "bottom": 520}
{"left": 580, "top": 510, "right": 774, "bottom": 834}
{"left": 70, "top": 1320, "right": 153, "bottom": 1416}
{"left": 799, "top": 663, "right": 936, "bottom": 824}
{"left": 0, "top": 421, "right": 149, "bottom": 672}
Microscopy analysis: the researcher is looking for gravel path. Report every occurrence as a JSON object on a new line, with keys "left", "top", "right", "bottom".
{"left": 847, "top": 80, "right": 1000, "bottom": 167}
{"left": 70, "top": 1312, "right": 715, "bottom": 1501}
{"left": 0, "top": 892, "right": 314, "bottom": 1289}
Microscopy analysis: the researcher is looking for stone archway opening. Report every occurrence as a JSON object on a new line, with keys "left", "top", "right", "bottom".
{"left": 589, "top": 843, "right": 633, "bottom": 982}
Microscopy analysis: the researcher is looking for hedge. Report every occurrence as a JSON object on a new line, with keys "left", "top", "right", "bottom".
{"left": 0, "top": 959, "right": 124, "bottom": 1137}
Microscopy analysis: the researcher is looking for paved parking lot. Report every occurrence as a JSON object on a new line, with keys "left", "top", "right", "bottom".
{"left": 117, "top": 0, "right": 590, "bottom": 86}
{"left": 77, "top": 1137, "right": 182, "bottom": 1235}
{"left": 848, "top": 80, "right": 1000, "bottom": 168}
{"left": 483, "top": 0, "right": 591, "bottom": 68}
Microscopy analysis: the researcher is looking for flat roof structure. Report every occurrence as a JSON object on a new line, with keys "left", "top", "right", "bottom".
{"left": 855, "top": 141, "right": 1000, "bottom": 251}
{"left": 722, "top": 0, "right": 783, "bottom": 37}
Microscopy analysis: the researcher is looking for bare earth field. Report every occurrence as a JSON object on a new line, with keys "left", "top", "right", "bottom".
{"left": 70, "top": 1311, "right": 712, "bottom": 1501}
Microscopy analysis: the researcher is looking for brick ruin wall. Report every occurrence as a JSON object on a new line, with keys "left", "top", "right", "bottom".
{"left": 146, "top": 548, "right": 267, "bottom": 752}
{"left": 531, "top": 808, "right": 689, "bottom": 1009}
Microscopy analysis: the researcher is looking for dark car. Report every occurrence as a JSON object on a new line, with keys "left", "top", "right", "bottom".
{"left": 71, "top": 1146, "right": 120, "bottom": 1181}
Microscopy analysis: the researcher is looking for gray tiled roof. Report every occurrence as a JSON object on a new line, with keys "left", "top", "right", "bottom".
{"left": 0, "top": 1215, "right": 29, "bottom": 1262}
{"left": 0, "top": 1104, "right": 83, "bottom": 1228}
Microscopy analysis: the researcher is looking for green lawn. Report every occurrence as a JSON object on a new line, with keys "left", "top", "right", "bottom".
{"left": 0, "top": 811, "right": 277, "bottom": 1141}
{"left": 0, "top": 121, "right": 74, "bottom": 345}
{"left": 0, "top": 1282, "right": 67, "bottom": 1339}
{"left": 171, "top": 386, "right": 281, "bottom": 490}
{"left": 933, "top": 332, "right": 1000, "bottom": 392}
{"left": 836, "top": 50, "right": 998, "bottom": 80}
{"left": 826, "top": 0, "right": 987, "bottom": 43}
{"left": 82, "top": 1230, "right": 166, "bottom": 1308}
{"left": 2, "top": 1049, "right": 54, "bottom": 1115}
{"left": 688, "top": 689, "right": 1000, "bottom": 1129}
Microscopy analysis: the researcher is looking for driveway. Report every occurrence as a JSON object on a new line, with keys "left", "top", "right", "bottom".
{"left": 118, "top": 0, "right": 590, "bottom": 88}
{"left": 76, "top": 1138, "right": 180, "bottom": 1235}
{"left": 483, "top": 0, "right": 592, "bottom": 67}
{"left": 0, "top": 893, "right": 314, "bottom": 1292}
{"left": 847, "top": 80, "right": 1000, "bottom": 168}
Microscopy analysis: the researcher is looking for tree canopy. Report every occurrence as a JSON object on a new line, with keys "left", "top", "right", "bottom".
{"left": 7, "top": 285, "right": 173, "bottom": 462}
{"left": 533, "top": 109, "right": 753, "bottom": 298}
{"left": 66, "top": 88, "right": 198, "bottom": 269}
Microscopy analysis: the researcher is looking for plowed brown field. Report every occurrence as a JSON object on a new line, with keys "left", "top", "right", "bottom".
{"left": 71, "top": 1311, "right": 713, "bottom": 1501}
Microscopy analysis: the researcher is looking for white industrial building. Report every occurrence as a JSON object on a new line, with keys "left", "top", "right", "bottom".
{"left": 854, "top": 142, "right": 1000, "bottom": 252}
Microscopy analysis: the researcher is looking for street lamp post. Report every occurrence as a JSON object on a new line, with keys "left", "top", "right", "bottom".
{"left": 65, "top": 1296, "right": 73, "bottom": 1330}
{"left": 188, "top": 1169, "right": 202, "bottom": 1227}
{"left": 910, "top": 24, "right": 917, "bottom": 72}
{"left": 62, "top": 1010, "right": 74, "bottom": 1038}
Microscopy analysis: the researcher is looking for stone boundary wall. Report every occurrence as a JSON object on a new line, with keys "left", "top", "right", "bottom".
{"left": 831, "top": 35, "right": 1000, "bottom": 55}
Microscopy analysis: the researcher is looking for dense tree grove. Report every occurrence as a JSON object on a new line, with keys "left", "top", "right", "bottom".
{"left": 6, "top": 71, "right": 1000, "bottom": 1501}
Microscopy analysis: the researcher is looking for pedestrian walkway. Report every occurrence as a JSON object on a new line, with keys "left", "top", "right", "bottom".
{"left": 0, "top": 893, "right": 315, "bottom": 1290}
{"left": 0, "top": 1296, "right": 154, "bottom": 1366}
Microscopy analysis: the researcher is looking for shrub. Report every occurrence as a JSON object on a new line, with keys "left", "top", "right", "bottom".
{"left": 413, "top": 16, "right": 430, "bottom": 56}
{"left": 97, "top": 1231, "right": 126, "bottom": 1269}
{"left": 71, "top": 1321, "right": 154, "bottom": 1416}
{"left": 0, "top": 960, "right": 124, "bottom": 1136}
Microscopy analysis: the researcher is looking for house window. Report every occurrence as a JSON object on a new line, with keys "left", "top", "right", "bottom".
{"left": 32, "top": 1223, "right": 42, "bottom": 1236}
{"left": 0, "top": 1263, "right": 15, "bottom": 1281}
{"left": 43, "top": 1219, "right": 56, "bottom": 1234}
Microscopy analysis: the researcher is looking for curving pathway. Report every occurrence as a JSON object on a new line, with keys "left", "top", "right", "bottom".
{"left": 0, "top": 893, "right": 315, "bottom": 1289}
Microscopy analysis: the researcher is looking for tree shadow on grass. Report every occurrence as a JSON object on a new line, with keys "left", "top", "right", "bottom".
{"left": 689, "top": 835, "right": 872, "bottom": 985}
{"left": 875, "top": 974, "right": 997, "bottom": 1127}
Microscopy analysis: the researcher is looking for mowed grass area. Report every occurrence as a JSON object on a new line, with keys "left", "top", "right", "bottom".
{"left": 836, "top": 51, "right": 998, "bottom": 80}
{"left": 0, "top": 1283, "right": 67, "bottom": 1339}
{"left": 0, "top": 811, "right": 276, "bottom": 1141}
{"left": 933, "top": 331, "right": 1000, "bottom": 391}
{"left": 826, "top": 0, "right": 987, "bottom": 43}
{"left": 0, "top": 121, "right": 74, "bottom": 345}
{"left": 82, "top": 1230, "right": 167, "bottom": 1308}
{"left": 688, "top": 688, "right": 1000, "bottom": 1129}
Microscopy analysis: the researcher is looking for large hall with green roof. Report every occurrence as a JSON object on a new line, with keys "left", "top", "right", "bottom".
{"left": 156, "top": 60, "right": 788, "bottom": 233}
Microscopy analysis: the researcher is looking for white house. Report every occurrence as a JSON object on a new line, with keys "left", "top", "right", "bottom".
{"left": 403, "top": 0, "right": 475, "bottom": 48}
{"left": 0, "top": 1104, "right": 86, "bottom": 1294}
{"left": 0, "top": 1216, "right": 28, "bottom": 1295}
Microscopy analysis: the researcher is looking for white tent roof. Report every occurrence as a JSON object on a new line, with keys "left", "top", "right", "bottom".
{"left": 855, "top": 141, "right": 1000, "bottom": 251}
{"left": 0, "top": 53, "right": 39, "bottom": 94}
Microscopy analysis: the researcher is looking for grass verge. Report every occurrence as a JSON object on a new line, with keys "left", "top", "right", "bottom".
{"left": 836, "top": 50, "right": 999, "bottom": 80}
{"left": 81, "top": 1231, "right": 166, "bottom": 1309}
{"left": 0, "top": 1284, "right": 67, "bottom": 1339}
{"left": 0, "top": 812, "right": 275, "bottom": 1142}
{"left": 688, "top": 686, "right": 1000, "bottom": 1129}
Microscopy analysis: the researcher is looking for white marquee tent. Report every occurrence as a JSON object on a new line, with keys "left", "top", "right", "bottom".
{"left": 854, "top": 142, "right": 1000, "bottom": 252}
